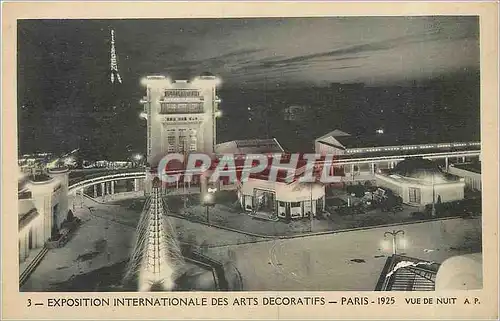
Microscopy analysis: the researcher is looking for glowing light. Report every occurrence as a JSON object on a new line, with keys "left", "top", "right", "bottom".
{"left": 190, "top": 76, "right": 222, "bottom": 88}
{"left": 380, "top": 239, "right": 391, "bottom": 252}
{"left": 215, "top": 110, "right": 222, "bottom": 118}
{"left": 133, "top": 154, "right": 143, "bottom": 161}
{"left": 141, "top": 75, "right": 171, "bottom": 88}
{"left": 398, "top": 237, "right": 409, "bottom": 250}
{"left": 376, "top": 128, "right": 384, "bottom": 134}
{"left": 139, "top": 112, "right": 148, "bottom": 119}
{"left": 204, "top": 193, "right": 214, "bottom": 203}
{"left": 64, "top": 157, "right": 75, "bottom": 165}
{"left": 124, "top": 185, "right": 184, "bottom": 292}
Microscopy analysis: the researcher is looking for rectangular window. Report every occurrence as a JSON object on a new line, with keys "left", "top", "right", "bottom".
{"left": 167, "top": 129, "right": 176, "bottom": 152}
{"left": 178, "top": 129, "right": 187, "bottom": 153}
{"left": 291, "top": 202, "right": 301, "bottom": 208}
{"left": 160, "top": 103, "right": 173, "bottom": 114}
{"left": 189, "top": 129, "right": 197, "bottom": 151}
{"left": 160, "top": 102, "right": 204, "bottom": 114}
{"left": 408, "top": 187, "right": 421, "bottom": 204}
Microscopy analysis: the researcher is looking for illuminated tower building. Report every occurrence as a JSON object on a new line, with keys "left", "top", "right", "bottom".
{"left": 140, "top": 73, "right": 221, "bottom": 194}
{"left": 140, "top": 73, "right": 221, "bottom": 160}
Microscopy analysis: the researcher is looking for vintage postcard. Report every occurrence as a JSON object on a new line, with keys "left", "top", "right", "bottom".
{"left": 2, "top": 1, "right": 498, "bottom": 320}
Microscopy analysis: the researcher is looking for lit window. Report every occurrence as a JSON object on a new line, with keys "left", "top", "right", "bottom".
{"left": 178, "top": 129, "right": 187, "bottom": 153}
{"left": 189, "top": 129, "right": 197, "bottom": 151}
{"left": 167, "top": 129, "right": 176, "bottom": 152}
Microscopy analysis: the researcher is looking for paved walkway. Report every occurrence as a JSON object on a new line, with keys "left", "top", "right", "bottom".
{"left": 21, "top": 198, "right": 262, "bottom": 292}
{"left": 206, "top": 217, "right": 482, "bottom": 291}
{"left": 22, "top": 193, "right": 482, "bottom": 292}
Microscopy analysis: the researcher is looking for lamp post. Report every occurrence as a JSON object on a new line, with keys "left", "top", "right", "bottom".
{"left": 431, "top": 174, "right": 436, "bottom": 217}
{"left": 132, "top": 153, "right": 143, "bottom": 168}
{"left": 384, "top": 230, "right": 405, "bottom": 255}
{"left": 309, "top": 183, "right": 313, "bottom": 232}
{"left": 203, "top": 192, "right": 215, "bottom": 225}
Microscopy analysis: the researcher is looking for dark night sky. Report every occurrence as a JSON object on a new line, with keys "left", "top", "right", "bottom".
{"left": 17, "top": 17, "right": 480, "bottom": 158}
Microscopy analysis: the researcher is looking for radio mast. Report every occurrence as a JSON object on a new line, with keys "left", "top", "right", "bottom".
{"left": 110, "top": 29, "right": 122, "bottom": 84}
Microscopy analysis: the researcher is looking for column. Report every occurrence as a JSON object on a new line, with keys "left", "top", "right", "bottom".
{"left": 19, "top": 239, "right": 23, "bottom": 262}
{"left": 445, "top": 157, "right": 449, "bottom": 171}
{"left": 101, "top": 183, "right": 105, "bottom": 197}
{"left": 19, "top": 237, "right": 27, "bottom": 262}
{"left": 134, "top": 179, "right": 138, "bottom": 192}
{"left": 370, "top": 163, "right": 375, "bottom": 174}
{"left": 24, "top": 231, "right": 30, "bottom": 259}
{"left": 93, "top": 185, "right": 97, "bottom": 198}
{"left": 111, "top": 181, "right": 115, "bottom": 194}
{"left": 200, "top": 173, "right": 208, "bottom": 196}
{"left": 31, "top": 224, "right": 37, "bottom": 249}
{"left": 36, "top": 217, "right": 45, "bottom": 248}
{"left": 44, "top": 196, "right": 51, "bottom": 241}
{"left": 462, "top": 156, "right": 466, "bottom": 163}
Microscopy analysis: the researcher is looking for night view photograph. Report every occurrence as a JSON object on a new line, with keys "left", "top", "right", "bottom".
{"left": 17, "top": 16, "right": 482, "bottom": 292}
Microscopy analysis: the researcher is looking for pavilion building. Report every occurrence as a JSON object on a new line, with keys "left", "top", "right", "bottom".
{"left": 375, "top": 158, "right": 465, "bottom": 207}
{"left": 314, "top": 129, "right": 480, "bottom": 183}
{"left": 18, "top": 167, "right": 70, "bottom": 281}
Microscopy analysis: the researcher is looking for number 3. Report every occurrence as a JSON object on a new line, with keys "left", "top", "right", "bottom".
{"left": 27, "top": 299, "right": 32, "bottom": 307}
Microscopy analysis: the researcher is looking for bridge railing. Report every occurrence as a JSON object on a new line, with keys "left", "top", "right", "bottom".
{"left": 68, "top": 171, "right": 146, "bottom": 193}
{"left": 69, "top": 168, "right": 142, "bottom": 184}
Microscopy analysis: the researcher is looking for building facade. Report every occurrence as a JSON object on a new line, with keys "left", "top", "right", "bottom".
{"left": 238, "top": 178, "right": 325, "bottom": 220}
{"left": 447, "top": 163, "right": 482, "bottom": 191}
{"left": 140, "top": 73, "right": 221, "bottom": 161}
{"left": 18, "top": 167, "right": 70, "bottom": 264}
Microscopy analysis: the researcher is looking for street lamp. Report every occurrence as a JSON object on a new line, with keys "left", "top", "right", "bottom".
{"left": 431, "top": 174, "right": 436, "bottom": 217}
{"left": 203, "top": 192, "right": 215, "bottom": 225}
{"left": 384, "top": 230, "right": 405, "bottom": 255}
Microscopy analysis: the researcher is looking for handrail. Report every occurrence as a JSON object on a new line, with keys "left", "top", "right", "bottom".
{"left": 19, "top": 247, "right": 48, "bottom": 286}
{"left": 68, "top": 172, "right": 146, "bottom": 192}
